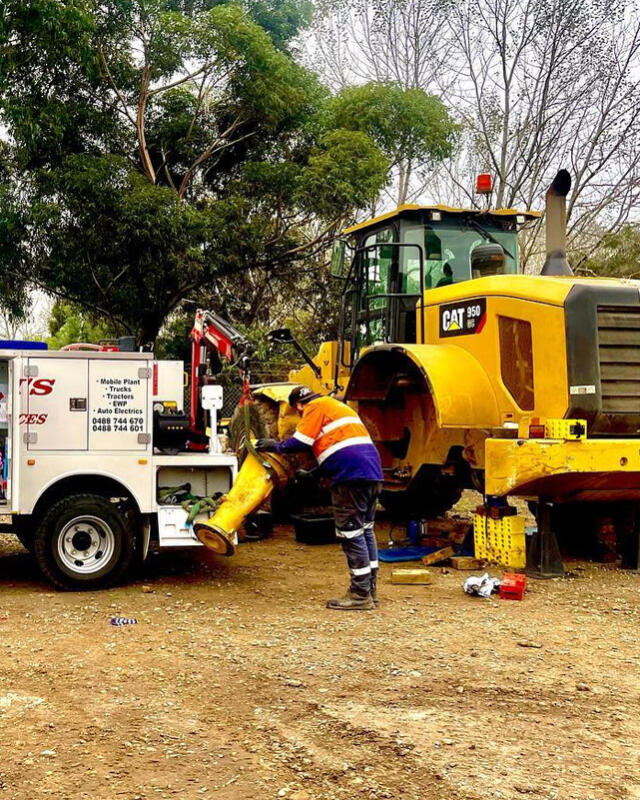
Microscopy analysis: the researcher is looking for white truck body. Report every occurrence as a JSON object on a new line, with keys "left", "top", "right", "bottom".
{"left": 0, "top": 348, "right": 237, "bottom": 587}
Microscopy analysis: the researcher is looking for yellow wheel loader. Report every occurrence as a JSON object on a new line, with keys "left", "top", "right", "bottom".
{"left": 199, "top": 170, "right": 640, "bottom": 573}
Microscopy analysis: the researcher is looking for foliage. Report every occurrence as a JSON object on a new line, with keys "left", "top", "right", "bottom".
{"left": 0, "top": 185, "right": 30, "bottom": 323}
{"left": 47, "top": 302, "right": 121, "bottom": 350}
{"left": 156, "top": 252, "right": 343, "bottom": 378}
{"left": 576, "top": 225, "right": 640, "bottom": 280}
{"left": 0, "top": 0, "right": 413, "bottom": 345}
{"left": 296, "top": 130, "right": 390, "bottom": 218}
{"left": 331, "top": 82, "right": 458, "bottom": 203}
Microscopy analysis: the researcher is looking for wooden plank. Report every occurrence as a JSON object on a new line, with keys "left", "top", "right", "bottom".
{"left": 450, "top": 556, "right": 484, "bottom": 570}
{"left": 390, "top": 569, "right": 433, "bottom": 585}
{"left": 421, "top": 546, "right": 455, "bottom": 566}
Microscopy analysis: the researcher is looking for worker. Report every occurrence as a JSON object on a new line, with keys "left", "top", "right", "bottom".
{"left": 255, "top": 385, "right": 383, "bottom": 611}
{"left": 436, "top": 261, "right": 454, "bottom": 287}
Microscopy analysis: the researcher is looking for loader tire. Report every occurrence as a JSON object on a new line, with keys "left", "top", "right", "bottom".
{"left": 228, "top": 396, "right": 279, "bottom": 452}
{"left": 33, "top": 494, "right": 136, "bottom": 591}
{"left": 380, "top": 467, "right": 462, "bottom": 521}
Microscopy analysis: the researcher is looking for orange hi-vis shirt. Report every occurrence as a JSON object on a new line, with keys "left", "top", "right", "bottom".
{"left": 274, "top": 395, "right": 383, "bottom": 486}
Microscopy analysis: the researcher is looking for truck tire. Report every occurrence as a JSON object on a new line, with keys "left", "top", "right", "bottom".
{"left": 380, "top": 467, "right": 462, "bottom": 520}
{"left": 13, "top": 518, "right": 34, "bottom": 553}
{"left": 33, "top": 494, "right": 136, "bottom": 590}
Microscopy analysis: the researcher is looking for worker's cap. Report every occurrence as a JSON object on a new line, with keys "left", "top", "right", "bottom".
{"left": 288, "top": 385, "right": 318, "bottom": 406}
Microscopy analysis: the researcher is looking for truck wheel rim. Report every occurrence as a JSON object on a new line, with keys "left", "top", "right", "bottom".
{"left": 57, "top": 515, "right": 116, "bottom": 574}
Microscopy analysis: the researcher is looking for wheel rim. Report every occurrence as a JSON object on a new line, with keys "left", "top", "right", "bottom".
{"left": 57, "top": 515, "right": 116, "bottom": 574}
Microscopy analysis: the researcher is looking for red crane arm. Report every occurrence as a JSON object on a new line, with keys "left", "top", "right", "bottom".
{"left": 189, "top": 309, "right": 249, "bottom": 432}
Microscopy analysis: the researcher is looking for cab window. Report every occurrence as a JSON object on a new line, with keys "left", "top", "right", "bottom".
{"left": 361, "top": 227, "right": 394, "bottom": 312}
{"left": 401, "top": 219, "right": 519, "bottom": 287}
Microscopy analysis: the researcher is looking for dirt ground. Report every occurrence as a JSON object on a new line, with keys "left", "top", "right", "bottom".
{"left": 0, "top": 498, "right": 639, "bottom": 800}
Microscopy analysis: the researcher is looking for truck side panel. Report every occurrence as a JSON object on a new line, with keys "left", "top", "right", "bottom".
{"left": 16, "top": 458, "right": 154, "bottom": 515}
{"left": 88, "top": 360, "right": 149, "bottom": 450}
{"left": 26, "top": 358, "right": 89, "bottom": 450}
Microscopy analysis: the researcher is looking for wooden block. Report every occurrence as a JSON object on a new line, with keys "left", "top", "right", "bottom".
{"left": 421, "top": 546, "right": 455, "bottom": 566}
{"left": 450, "top": 556, "right": 484, "bottom": 570}
{"left": 423, "top": 519, "right": 472, "bottom": 543}
{"left": 390, "top": 569, "right": 433, "bottom": 585}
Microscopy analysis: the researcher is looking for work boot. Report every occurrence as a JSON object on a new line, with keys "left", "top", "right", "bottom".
{"left": 370, "top": 571, "right": 379, "bottom": 605}
{"left": 326, "top": 590, "right": 375, "bottom": 611}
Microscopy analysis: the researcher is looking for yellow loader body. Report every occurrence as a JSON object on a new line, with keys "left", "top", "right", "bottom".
{"left": 347, "top": 273, "right": 640, "bottom": 505}
{"left": 485, "top": 437, "right": 640, "bottom": 502}
{"left": 217, "top": 181, "right": 640, "bottom": 543}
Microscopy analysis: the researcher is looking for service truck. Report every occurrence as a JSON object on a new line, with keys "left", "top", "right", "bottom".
{"left": 0, "top": 339, "right": 237, "bottom": 590}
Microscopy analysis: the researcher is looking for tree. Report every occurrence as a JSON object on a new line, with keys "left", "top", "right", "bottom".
{"left": 309, "top": 0, "right": 640, "bottom": 270}
{"left": 307, "top": 0, "right": 451, "bottom": 93}
{"left": 0, "top": 0, "right": 390, "bottom": 344}
{"left": 0, "top": 149, "right": 31, "bottom": 322}
{"left": 331, "top": 82, "right": 458, "bottom": 204}
{"left": 576, "top": 224, "right": 640, "bottom": 279}
{"left": 46, "top": 301, "right": 121, "bottom": 350}
{"left": 307, "top": 0, "right": 458, "bottom": 205}
{"left": 444, "top": 0, "right": 640, "bottom": 269}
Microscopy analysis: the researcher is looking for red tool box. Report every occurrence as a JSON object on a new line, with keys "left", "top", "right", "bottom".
{"left": 499, "top": 572, "right": 526, "bottom": 601}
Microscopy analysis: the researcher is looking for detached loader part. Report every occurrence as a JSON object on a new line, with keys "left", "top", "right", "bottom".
{"left": 194, "top": 449, "right": 293, "bottom": 548}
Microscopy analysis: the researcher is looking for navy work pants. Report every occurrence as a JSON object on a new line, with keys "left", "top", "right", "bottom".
{"left": 331, "top": 481, "right": 382, "bottom": 595}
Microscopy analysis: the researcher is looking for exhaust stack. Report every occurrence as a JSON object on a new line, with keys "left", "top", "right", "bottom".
{"left": 541, "top": 169, "right": 573, "bottom": 276}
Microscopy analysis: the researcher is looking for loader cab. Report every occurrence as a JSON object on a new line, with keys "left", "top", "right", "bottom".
{"left": 335, "top": 205, "right": 539, "bottom": 365}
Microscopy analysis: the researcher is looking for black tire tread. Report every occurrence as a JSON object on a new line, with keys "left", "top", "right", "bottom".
{"left": 33, "top": 493, "right": 135, "bottom": 591}
{"left": 380, "top": 473, "right": 462, "bottom": 520}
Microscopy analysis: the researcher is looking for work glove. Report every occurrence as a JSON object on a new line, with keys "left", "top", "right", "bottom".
{"left": 254, "top": 438, "right": 278, "bottom": 452}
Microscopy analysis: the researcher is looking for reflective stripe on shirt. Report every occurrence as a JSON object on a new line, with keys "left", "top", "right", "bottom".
{"left": 293, "top": 430, "right": 314, "bottom": 446}
{"left": 320, "top": 415, "right": 365, "bottom": 436}
{"left": 317, "top": 436, "right": 374, "bottom": 464}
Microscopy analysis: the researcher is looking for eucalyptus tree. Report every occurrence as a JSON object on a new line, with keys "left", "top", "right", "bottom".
{"left": 0, "top": 0, "right": 388, "bottom": 343}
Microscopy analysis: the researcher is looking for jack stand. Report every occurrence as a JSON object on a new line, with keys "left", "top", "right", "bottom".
{"left": 527, "top": 501, "right": 564, "bottom": 578}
